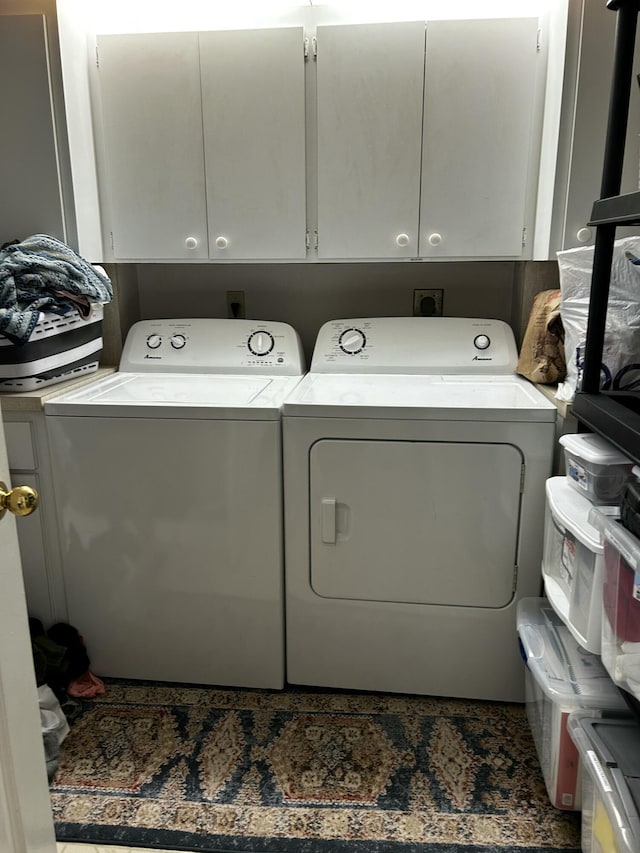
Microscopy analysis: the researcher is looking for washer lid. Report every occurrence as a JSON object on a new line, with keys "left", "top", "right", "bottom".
{"left": 44, "top": 372, "right": 303, "bottom": 419}
{"left": 282, "top": 373, "right": 557, "bottom": 421}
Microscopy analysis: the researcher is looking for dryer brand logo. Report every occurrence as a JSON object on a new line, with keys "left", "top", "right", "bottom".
{"left": 472, "top": 355, "right": 492, "bottom": 361}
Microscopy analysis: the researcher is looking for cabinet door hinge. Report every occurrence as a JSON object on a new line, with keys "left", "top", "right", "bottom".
{"left": 109, "top": 231, "right": 114, "bottom": 251}
{"left": 306, "top": 229, "right": 318, "bottom": 253}
{"left": 536, "top": 29, "right": 541, "bottom": 52}
{"left": 522, "top": 227, "right": 527, "bottom": 249}
{"left": 95, "top": 45, "right": 100, "bottom": 68}
{"left": 304, "top": 36, "right": 317, "bottom": 61}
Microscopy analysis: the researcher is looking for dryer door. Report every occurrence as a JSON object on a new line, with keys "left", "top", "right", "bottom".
{"left": 310, "top": 439, "right": 523, "bottom": 607}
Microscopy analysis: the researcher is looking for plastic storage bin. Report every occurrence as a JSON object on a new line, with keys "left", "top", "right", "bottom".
{"left": 569, "top": 713, "right": 640, "bottom": 853}
{"left": 559, "top": 433, "right": 633, "bottom": 505}
{"left": 517, "top": 598, "right": 627, "bottom": 811}
{"left": 542, "top": 477, "right": 605, "bottom": 653}
{"left": 596, "top": 511, "right": 640, "bottom": 701}
{"left": 0, "top": 303, "right": 103, "bottom": 392}
{"left": 620, "top": 467, "right": 640, "bottom": 539}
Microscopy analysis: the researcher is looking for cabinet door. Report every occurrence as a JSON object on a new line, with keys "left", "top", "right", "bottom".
{"left": 556, "top": 4, "right": 640, "bottom": 250}
{"left": 200, "top": 28, "right": 306, "bottom": 260}
{"left": 316, "top": 22, "right": 425, "bottom": 259}
{"left": 96, "top": 32, "right": 208, "bottom": 260}
{"left": 0, "top": 15, "right": 64, "bottom": 246}
{"left": 419, "top": 18, "right": 539, "bottom": 258}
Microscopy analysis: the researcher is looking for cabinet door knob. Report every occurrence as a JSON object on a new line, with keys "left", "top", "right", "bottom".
{"left": 576, "top": 227, "right": 593, "bottom": 243}
{"left": 0, "top": 481, "right": 39, "bottom": 519}
{"left": 184, "top": 236, "right": 198, "bottom": 250}
{"left": 215, "top": 236, "right": 229, "bottom": 250}
{"left": 395, "top": 233, "right": 410, "bottom": 247}
{"left": 428, "top": 232, "right": 443, "bottom": 246}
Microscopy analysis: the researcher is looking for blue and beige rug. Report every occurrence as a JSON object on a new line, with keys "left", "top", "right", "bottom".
{"left": 51, "top": 680, "right": 581, "bottom": 852}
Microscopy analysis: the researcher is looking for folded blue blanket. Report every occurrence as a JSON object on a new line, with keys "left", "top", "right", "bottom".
{"left": 0, "top": 235, "right": 113, "bottom": 345}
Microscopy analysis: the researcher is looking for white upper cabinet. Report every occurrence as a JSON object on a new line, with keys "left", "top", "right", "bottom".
{"left": 316, "top": 22, "right": 425, "bottom": 260}
{"left": 200, "top": 28, "right": 306, "bottom": 260}
{"left": 546, "top": 0, "right": 640, "bottom": 254}
{"left": 419, "top": 18, "right": 538, "bottom": 259}
{"left": 85, "top": 11, "right": 556, "bottom": 263}
{"left": 96, "top": 27, "right": 306, "bottom": 262}
{"left": 97, "top": 32, "right": 208, "bottom": 260}
{"left": 316, "top": 17, "right": 539, "bottom": 260}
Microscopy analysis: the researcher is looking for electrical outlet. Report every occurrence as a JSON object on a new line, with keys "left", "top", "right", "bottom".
{"left": 226, "top": 290, "right": 246, "bottom": 319}
{"left": 413, "top": 289, "right": 444, "bottom": 317}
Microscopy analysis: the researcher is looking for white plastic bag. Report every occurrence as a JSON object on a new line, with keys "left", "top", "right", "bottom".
{"left": 37, "top": 683, "right": 69, "bottom": 745}
{"left": 556, "top": 236, "right": 640, "bottom": 403}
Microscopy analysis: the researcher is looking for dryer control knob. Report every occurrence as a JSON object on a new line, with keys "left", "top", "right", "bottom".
{"left": 248, "top": 331, "right": 275, "bottom": 356}
{"left": 339, "top": 328, "right": 366, "bottom": 354}
{"left": 473, "top": 334, "right": 491, "bottom": 350}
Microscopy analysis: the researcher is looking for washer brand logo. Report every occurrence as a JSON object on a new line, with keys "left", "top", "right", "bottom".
{"left": 144, "top": 354, "right": 162, "bottom": 359}
{"left": 472, "top": 356, "right": 492, "bottom": 361}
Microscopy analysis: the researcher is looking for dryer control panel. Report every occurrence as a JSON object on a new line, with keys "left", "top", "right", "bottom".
{"left": 310, "top": 317, "right": 518, "bottom": 375}
{"left": 119, "top": 318, "right": 305, "bottom": 375}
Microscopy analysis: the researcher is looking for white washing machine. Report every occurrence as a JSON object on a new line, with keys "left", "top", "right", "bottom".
{"left": 45, "top": 318, "right": 305, "bottom": 689}
{"left": 282, "top": 317, "right": 557, "bottom": 702}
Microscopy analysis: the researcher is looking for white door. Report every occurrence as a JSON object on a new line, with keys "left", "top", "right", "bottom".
{"left": 0, "top": 412, "right": 56, "bottom": 853}
{"left": 310, "top": 439, "right": 523, "bottom": 607}
{"left": 419, "top": 18, "right": 539, "bottom": 258}
{"left": 96, "top": 32, "right": 208, "bottom": 260}
{"left": 200, "top": 27, "right": 307, "bottom": 260}
{"left": 316, "top": 22, "right": 425, "bottom": 259}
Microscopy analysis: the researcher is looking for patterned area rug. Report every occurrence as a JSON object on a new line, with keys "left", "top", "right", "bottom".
{"left": 51, "top": 680, "right": 581, "bottom": 853}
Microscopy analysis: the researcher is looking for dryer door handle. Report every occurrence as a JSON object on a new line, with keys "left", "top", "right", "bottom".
{"left": 321, "top": 498, "right": 336, "bottom": 544}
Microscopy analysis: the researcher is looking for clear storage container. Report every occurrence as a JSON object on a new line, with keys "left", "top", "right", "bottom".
{"left": 596, "top": 511, "right": 640, "bottom": 702}
{"left": 620, "top": 466, "right": 640, "bottom": 540}
{"left": 559, "top": 433, "right": 633, "bottom": 505}
{"left": 542, "top": 477, "right": 605, "bottom": 653}
{"left": 517, "top": 598, "right": 627, "bottom": 811}
{"left": 569, "top": 713, "right": 640, "bottom": 853}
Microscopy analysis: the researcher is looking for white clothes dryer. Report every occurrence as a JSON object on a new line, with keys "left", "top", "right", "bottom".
{"left": 45, "top": 318, "right": 305, "bottom": 689}
{"left": 282, "top": 317, "right": 557, "bottom": 702}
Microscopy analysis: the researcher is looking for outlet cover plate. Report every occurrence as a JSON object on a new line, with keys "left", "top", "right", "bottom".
{"left": 413, "top": 289, "right": 443, "bottom": 317}
{"left": 226, "top": 290, "right": 246, "bottom": 319}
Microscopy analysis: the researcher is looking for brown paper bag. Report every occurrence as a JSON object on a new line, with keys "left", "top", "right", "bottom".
{"left": 517, "top": 289, "right": 566, "bottom": 384}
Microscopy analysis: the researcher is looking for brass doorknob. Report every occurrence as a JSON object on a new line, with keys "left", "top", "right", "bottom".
{"left": 0, "top": 481, "right": 39, "bottom": 519}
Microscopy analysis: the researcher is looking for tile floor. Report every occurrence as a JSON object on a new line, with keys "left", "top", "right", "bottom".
{"left": 58, "top": 846, "right": 180, "bottom": 853}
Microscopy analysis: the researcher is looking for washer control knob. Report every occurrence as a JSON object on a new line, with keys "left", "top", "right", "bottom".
{"left": 248, "top": 331, "right": 274, "bottom": 356}
{"left": 339, "top": 328, "right": 366, "bottom": 354}
{"left": 473, "top": 334, "right": 491, "bottom": 350}
{"left": 146, "top": 334, "right": 162, "bottom": 349}
{"left": 185, "top": 236, "right": 198, "bottom": 250}
{"left": 170, "top": 334, "right": 186, "bottom": 349}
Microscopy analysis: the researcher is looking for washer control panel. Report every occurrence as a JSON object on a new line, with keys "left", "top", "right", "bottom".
{"left": 310, "top": 317, "right": 518, "bottom": 374}
{"left": 120, "top": 318, "right": 305, "bottom": 375}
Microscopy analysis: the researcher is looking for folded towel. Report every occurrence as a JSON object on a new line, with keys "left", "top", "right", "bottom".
{"left": 0, "top": 234, "right": 113, "bottom": 345}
